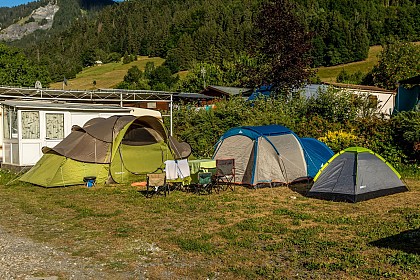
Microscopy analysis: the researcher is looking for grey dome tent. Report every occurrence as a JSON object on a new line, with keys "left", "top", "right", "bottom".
{"left": 307, "top": 147, "right": 408, "bottom": 202}
{"left": 213, "top": 125, "right": 333, "bottom": 186}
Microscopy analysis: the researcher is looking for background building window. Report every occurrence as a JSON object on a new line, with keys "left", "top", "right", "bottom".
{"left": 21, "top": 111, "right": 40, "bottom": 139}
{"left": 46, "top": 113, "right": 64, "bottom": 139}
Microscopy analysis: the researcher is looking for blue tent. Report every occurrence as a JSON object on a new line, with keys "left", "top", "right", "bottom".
{"left": 213, "top": 125, "right": 333, "bottom": 186}
{"left": 247, "top": 85, "right": 273, "bottom": 101}
{"left": 300, "top": 138, "right": 334, "bottom": 178}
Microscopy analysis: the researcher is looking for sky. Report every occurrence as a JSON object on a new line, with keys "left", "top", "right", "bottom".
{"left": 0, "top": 0, "right": 123, "bottom": 8}
{"left": 0, "top": 0, "right": 33, "bottom": 7}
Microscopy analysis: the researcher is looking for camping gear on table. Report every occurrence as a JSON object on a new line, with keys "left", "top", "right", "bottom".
{"left": 307, "top": 147, "right": 408, "bottom": 202}
{"left": 20, "top": 115, "right": 190, "bottom": 187}
{"left": 213, "top": 125, "right": 333, "bottom": 186}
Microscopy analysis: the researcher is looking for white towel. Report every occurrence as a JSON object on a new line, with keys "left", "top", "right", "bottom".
{"left": 164, "top": 160, "right": 178, "bottom": 180}
{"left": 176, "top": 159, "right": 190, "bottom": 178}
{"left": 164, "top": 159, "right": 191, "bottom": 179}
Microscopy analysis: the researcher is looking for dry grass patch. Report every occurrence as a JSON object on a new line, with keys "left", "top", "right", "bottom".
{"left": 0, "top": 171, "right": 418, "bottom": 279}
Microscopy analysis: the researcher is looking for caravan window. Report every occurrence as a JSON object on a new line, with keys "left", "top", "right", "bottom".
{"left": 46, "top": 113, "right": 64, "bottom": 139}
{"left": 3, "top": 106, "right": 18, "bottom": 139}
{"left": 21, "top": 111, "right": 40, "bottom": 139}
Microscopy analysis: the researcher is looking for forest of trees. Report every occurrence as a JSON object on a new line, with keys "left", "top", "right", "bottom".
{"left": 2, "top": 0, "right": 420, "bottom": 89}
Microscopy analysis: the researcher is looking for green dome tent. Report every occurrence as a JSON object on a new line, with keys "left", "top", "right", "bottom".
{"left": 307, "top": 147, "right": 408, "bottom": 202}
{"left": 20, "top": 115, "right": 190, "bottom": 187}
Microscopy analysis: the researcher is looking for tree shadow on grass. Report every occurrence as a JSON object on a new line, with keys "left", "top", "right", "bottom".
{"left": 370, "top": 229, "right": 420, "bottom": 255}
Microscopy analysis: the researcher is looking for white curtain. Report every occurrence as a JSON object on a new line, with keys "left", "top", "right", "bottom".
{"left": 21, "top": 111, "right": 40, "bottom": 139}
{"left": 46, "top": 113, "right": 64, "bottom": 139}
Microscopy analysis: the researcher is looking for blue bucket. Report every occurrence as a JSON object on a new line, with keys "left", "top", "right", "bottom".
{"left": 83, "top": 176, "right": 96, "bottom": 188}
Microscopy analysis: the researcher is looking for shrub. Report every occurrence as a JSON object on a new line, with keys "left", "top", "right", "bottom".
{"left": 318, "top": 130, "right": 360, "bottom": 152}
{"left": 172, "top": 93, "right": 418, "bottom": 170}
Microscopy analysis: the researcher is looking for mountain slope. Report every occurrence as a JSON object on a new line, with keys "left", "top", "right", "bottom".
{"left": 0, "top": 1, "right": 59, "bottom": 41}
{"left": 0, "top": 0, "right": 117, "bottom": 44}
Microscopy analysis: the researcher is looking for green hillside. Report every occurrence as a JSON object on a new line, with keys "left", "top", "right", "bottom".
{"left": 49, "top": 45, "right": 382, "bottom": 90}
{"left": 316, "top": 45, "right": 382, "bottom": 83}
{"left": 49, "top": 56, "right": 164, "bottom": 90}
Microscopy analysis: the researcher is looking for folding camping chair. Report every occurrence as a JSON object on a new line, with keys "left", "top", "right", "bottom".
{"left": 193, "top": 171, "right": 214, "bottom": 195}
{"left": 146, "top": 173, "right": 168, "bottom": 198}
{"left": 215, "top": 158, "right": 235, "bottom": 191}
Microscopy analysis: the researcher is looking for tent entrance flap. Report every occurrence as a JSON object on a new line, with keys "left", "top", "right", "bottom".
{"left": 110, "top": 142, "right": 173, "bottom": 184}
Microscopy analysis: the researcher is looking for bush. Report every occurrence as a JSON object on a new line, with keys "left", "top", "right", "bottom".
{"left": 336, "top": 69, "right": 365, "bottom": 85}
{"left": 172, "top": 93, "right": 418, "bottom": 170}
{"left": 318, "top": 130, "right": 360, "bottom": 152}
{"left": 391, "top": 111, "right": 420, "bottom": 163}
{"left": 105, "top": 52, "right": 121, "bottom": 63}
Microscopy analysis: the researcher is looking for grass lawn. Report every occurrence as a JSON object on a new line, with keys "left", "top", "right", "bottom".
{"left": 316, "top": 45, "right": 383, "bottom": 83}
{"left": 0, "top": 170, "right": 418, "bottom": 279}
{"left": 49, "top": 57, "right": 165, "bottom": 90}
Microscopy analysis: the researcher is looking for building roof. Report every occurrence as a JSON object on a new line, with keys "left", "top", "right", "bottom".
{"left": 1, "top": 100, "right": 132, "bottom": 112}
{"left": 199, "top": 85, "right": 253, "bottom": 98}
{"left": 173, "top": 92, "right": 214, "bottom": 100}
{"left": 399, "top": 75, "right": 420, "bottom": 85}
{"left": 324, "top": 82, "right": 395, "bottom": 93}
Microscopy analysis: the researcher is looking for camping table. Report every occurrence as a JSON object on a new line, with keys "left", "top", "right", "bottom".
{"left": 188, "top": 159, "right": 216, "bottom": 183}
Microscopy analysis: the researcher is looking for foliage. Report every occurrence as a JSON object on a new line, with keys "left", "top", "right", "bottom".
{"left": 248, "top": 0, "right": 314, "bottom": 92}
{"left": 0, "top": 43, "right": 51, "bottom": 87}
{"left": 318, "top": 130, "right": 360, "bottom": 152}
{"left": 173, "top": 90, "right": 418, "bottom": 168}
{"left": 391, "top": 111, "right": 420, "bottom": 163}
{"left": 81, "top": 48, "right": 96, "bottom": 67}
{"left": 104, "top": 52, "right": 121, "bottom": 63}
{"left": 116, "top": 66, "right": 149, "bottom": 90}
{"left": 9, "top": 0, "right": 420, "bottom": 83}
{"left": 369, "top": 41, "right": 420, "bottom": 90}
{"left": 117, "top": 64, "right": 177, "bottom": 91}
{"left": 306, "top": 86, "right": 360, "bottom": 123}
{"left": 122, "top": 53, "right": 137, "bottom": 65}
{"left": 149, "top": 66, "right": 179, "bottom": 91}
{"left": 123, "top": 66, "right": 143, "bottom": 84}
{"left": 336, "top": 69, "right": 365, "bottom": 85}
{"left": 178, "top": 60, "right": 246, "bottom": 92}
